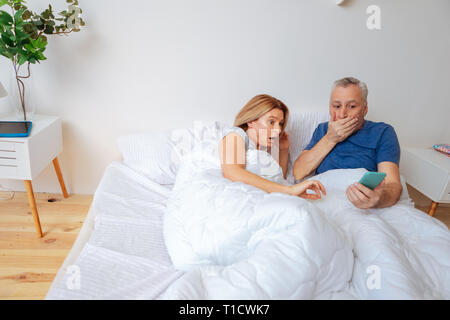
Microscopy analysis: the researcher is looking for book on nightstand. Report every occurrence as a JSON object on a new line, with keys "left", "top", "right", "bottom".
{"left": 0, "top": 121, "right": 32, "bottom": 137}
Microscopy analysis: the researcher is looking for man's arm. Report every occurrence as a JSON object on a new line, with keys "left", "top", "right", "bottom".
{"left": 375, "top": 161, "right": 403, "bottom": 207}
{"left": 293, "top": 117, "right": 359, "bottom": 181}
{"left": 346, "top": 161, "right": 403, "bottom": 209}
{"left": 293, "top": 137, "right": 336, "bottom": 180}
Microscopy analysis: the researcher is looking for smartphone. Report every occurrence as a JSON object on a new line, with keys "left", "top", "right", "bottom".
{"left": 358, "top": 172, "right": 386, "bottom": 190}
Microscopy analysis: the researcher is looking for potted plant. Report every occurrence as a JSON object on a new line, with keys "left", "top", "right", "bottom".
{"left": 0, "top": 0, "right": 85, "bottom": 120}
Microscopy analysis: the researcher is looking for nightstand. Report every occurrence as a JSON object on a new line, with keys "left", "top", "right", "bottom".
{"left": 400, "top": 147, "right": 450, "bottom": 216}
{"left": 0, "top": 114, "right": 69, "bottom": 238}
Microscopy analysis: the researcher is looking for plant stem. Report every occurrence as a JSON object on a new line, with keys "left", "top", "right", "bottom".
{"left": 17, "top": 63, "right": 31, "bottom": 79}
{"left": 13, "top": 63, "right": 27, "bottom": 121}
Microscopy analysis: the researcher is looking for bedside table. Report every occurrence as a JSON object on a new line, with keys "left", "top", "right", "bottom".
{"left": 0, "top": 114, "right": 69, "bottom": 238}
{"left": 400, "top": 147, "right": 450, "bottom": 216}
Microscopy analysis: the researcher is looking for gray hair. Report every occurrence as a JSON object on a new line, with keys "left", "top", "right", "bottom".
{"left": 332, "top": 77, "right": 368, "bottom": 106}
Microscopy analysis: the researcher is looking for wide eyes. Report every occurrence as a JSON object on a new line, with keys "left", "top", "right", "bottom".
{"left": 269, "top": 120, "right": 283, "bottom": 127}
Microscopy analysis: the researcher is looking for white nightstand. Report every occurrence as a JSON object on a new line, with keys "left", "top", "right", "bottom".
{"left": 400, "top": 147, "right": 450, "bottom": 216}
{"left": 0, "top": 114, "right": 69, "bottom": 238}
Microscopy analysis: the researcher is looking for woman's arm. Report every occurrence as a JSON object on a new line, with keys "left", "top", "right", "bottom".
{"left": 219, "top": 132, "right": 289, "bottom": 193}
{"left": 219, "top": 133, "right": 325, "bottom": 198}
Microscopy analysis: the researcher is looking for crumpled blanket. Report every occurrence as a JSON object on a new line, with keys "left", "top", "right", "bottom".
{"left": 162, "top": 126, "right": 450, "bottom": 300}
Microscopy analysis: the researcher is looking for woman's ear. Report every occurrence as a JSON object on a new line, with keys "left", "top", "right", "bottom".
{"left": 247, "top": 120, "right": 255, "bottom": 128}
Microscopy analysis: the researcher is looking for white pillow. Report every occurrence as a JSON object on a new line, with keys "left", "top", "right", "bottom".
{"left": 285, "top": 111, "right": 330, "bottom": 183}
{"left": 117, "top": 130, "right": 187, "bottom": 185}
{"left": 117, "top": 121, "right": 229, "bottom": 185}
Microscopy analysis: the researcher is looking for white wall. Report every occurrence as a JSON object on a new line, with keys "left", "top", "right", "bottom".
{"left": 0, "top": 0, "right": 449, "bottom": 194}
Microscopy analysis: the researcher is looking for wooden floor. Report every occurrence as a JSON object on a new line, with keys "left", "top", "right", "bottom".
{"left": 0, "top": 186, "right": 449, "bottom": 300}
{"left": 0, "top": 192, "right": 92, "bottom": 300}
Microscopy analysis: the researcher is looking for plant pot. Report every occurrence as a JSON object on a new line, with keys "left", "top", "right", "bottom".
{"left": 7, "top": 67, "right": 35, "bottom": 121}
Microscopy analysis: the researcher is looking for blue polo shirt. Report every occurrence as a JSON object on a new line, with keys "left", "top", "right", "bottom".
{"left": 304, "top": 120, "right": 400, "bottom": 174}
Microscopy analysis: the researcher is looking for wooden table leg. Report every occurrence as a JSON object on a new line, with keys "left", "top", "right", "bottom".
{"left": 52, "top": 157, "right": 69, "bottom": 198}
{"left": 428, "top": 201, "right": 438, "bottom": 217}
{"left": 24, "top": 180, "right": 43, "bottom": 238}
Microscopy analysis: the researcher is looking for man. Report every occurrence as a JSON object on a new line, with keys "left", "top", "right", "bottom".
{"left": 293, "top": 77, "right": 402, "bottom": 209}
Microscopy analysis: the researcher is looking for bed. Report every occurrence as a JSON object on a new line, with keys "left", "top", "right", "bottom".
{"left": 46, "top": 112, "right": 450, "bottom": 300}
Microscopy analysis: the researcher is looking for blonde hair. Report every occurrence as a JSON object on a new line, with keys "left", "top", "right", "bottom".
{"left": 234, "top": 94, "right": 289, "bottom": 132}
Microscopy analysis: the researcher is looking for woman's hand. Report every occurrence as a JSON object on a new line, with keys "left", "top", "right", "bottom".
{"left": 279, "top": 131, "right": 290, "bottom": 152}
{"left": 287, "top": 180, "right": 326, "bottom": 200}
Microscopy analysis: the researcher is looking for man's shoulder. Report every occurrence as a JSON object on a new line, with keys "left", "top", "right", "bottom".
{"left": 315, "top": 121, "right": 329, "bottom": 132}
{"left": 366, "top": 120, "right": 395, "bottom": 131}
{"left": 364, "top": 120, "right": 397, "bottom": 138}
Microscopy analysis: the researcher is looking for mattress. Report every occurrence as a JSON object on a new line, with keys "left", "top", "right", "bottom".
{"left": 45, "top": 162, "right": 184, "bottom": 299}
{"left": 47, "top": 160, "right": 436, "bottom": 300}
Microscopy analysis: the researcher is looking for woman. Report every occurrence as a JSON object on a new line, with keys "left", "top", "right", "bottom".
{"left": 219, "top": 94, "right": 326, "bottom": 199}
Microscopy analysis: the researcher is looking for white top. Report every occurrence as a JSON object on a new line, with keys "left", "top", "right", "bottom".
{"left": 221, "top": 126, "right": 286, "bottom": 185}
{"left": 221, "top": 126, "right": 251, "bottom": 150}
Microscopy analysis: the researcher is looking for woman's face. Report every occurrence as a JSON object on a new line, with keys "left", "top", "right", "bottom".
{"left": 247, "top": 108, "right": 285, "bottom": 149}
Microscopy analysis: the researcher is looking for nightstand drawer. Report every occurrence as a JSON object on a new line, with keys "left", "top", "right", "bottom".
{"left": 0, "top": 141, "right": 26, "bottom": 178}
{"left": 0, "top": 164, "right": 18, "bottom": 176}
{"left": 0, "top": 157, "right": 18, "bottom": 166}
{"left": 0, "top": 150, "right": 17, "bottom": 159}
{"left": 0, "top": 141, "right": 17, "bottom": 152}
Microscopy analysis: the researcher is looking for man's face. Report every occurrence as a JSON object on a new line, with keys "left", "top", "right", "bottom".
{"left": 329, "top": 84, "right": 368, "bottom": 129}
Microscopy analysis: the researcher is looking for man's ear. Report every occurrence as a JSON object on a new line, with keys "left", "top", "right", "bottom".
{"left": 363, "top": 104, "right": 368, "bottom": 117}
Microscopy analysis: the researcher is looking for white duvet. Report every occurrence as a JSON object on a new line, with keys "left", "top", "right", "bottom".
{"left": 162, "top": 131, "right": 450, "bottom": 300}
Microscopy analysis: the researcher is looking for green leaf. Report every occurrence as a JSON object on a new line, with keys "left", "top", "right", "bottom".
{"left": 0, "top": 50, "right": 14, "bottom": 60}
{"left": 6, "top": 46, "right": 17, "bottom": 55}
{"left": 43, "top": 24, "right": 54, "bottom": 34}
{"left": 32, "top": 19, "right": 43, "bottom": 27}
{"left": 36, "top": 51, "right": 46, "bottom": 60}
{"left": 18, "top": 53, "right": 28, "bottom": 65}
{"left": 15, "top": 29, "right": 28, "bottom": 42}
{"left": 0, "top": 10, "right": 13, "bottom": 25}
{"left": 22, "top": 10, "right": 32, "bottom": 20}
{"left": 14, "top": 9, "right": 25, "bottom": 22}
{"left": 23, "top": 22, "right": 35, "bottom": 33}
{"left": 24, "top": 43, "right": 33, "bottom": 51}
{"left": 0, "top": 0, "right": 8, "bottom": 8}
{"left": 1, "top": 31, "right": 15, "bottom": 47}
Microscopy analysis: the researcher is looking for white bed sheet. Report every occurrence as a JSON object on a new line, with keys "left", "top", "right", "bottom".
{"left": 45, "top": 162, "right": 184, "bottom": 299}
{"left": 46, "top": 159, "right": 449, "bottom": 300}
